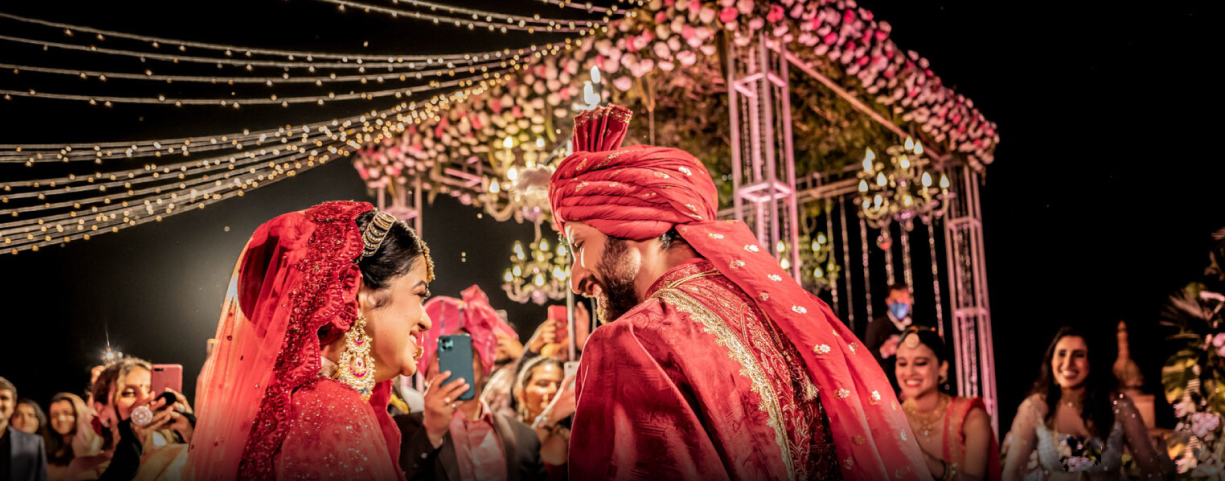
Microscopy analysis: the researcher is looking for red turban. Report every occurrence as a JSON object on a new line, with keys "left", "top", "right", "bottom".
{"left": 548, "top": 106, "right": 928, "bottom": 481}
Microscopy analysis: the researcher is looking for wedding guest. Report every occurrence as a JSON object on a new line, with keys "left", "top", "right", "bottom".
{"left": 45, "top": 393, "right": 96, "bottom": 481}
{"left": 1002, "top": 326, "right": 1167, "bottom": 481}
{"left": 514, "top": 356, "right": 574, "bottom": 470}
{"left": 12, "top": 399, "right": 48, "bottom": 436}
{"left": 0, "top": 376, "right": 50, "bottom": 481}
{"left": 865, "top": 283, "right": 915, "bottom": 390}
{"left": 398, "top": 286, "right": 547, "bottom": 481}
{"left": 896, "top": 326, "right": 999, "bottom": 481}
{"left": 66, "top": 358, "right": 193, "bottom": 481}
{"left": 481, "top": 309, "right": 527, "bottom": 420}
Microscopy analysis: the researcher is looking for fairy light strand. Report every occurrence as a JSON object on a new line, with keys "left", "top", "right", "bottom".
{"left": 314, "top": 0, "right": 599, "bottom": 33}
{"left": 0, "top": 12, "right": 547, "bottom": 62}
{"left": 0, "top": 66, "right": 508, "bottom": 106}
{"left": 0, "top": 44, "right": 560, "bottom": 161}
{"left": 0, "top": 34, "right": 558, "bottom": 70}
{"left": 0, "top": 57, "right": 508, "bottom": 85}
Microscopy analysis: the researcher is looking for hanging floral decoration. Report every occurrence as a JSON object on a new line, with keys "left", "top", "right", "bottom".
{"left": 353, "top": 0, "right": 1000, "bottom": 208}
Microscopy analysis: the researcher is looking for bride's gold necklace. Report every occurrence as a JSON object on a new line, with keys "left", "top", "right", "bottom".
{"left": 903, "top": 394, "right": 950, "bottom": 439}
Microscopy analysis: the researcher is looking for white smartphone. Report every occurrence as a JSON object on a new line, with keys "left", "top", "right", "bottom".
{"left": 563, "top": 360, "right": 580, "bottom": 388}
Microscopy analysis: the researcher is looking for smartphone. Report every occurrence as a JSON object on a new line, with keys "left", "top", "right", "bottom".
{"left": 150, "top": 364, "right": 183, "bottom": 395}
{"left": 437, "top": 334, "right": 476, "bottom": 401}
{"left": 563, "top": 361, "right": 579, "bottom": 388}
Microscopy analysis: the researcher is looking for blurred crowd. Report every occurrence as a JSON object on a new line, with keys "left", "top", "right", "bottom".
{"left": 0, "top": 282, "right": 1176, "bottom": 481}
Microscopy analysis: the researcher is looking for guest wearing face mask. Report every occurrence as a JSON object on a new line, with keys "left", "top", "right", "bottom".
{"left": 865, "top": 283, "right": 915, "bottom": 391}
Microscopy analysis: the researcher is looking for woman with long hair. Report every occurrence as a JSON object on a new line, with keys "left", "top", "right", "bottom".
{"left": 45, "top": 392, "right": 98, "bottom": 481}
{"left": 11, "top": 398, "right": 48, "bottom": 436}
{"left": 513, "top": 356, "right": 573, "bottom": 468}
{"left": 187, "top": 201, "right": 434, "bottom": 480}
{"left": 65, "top": 358, "right": 192, "bottom": 481}
{"left": 896, "top": 327, "right": 1000, "bottom": 481}
{"left": 1002, "top": 326, "right": 1166, "bottom": 480}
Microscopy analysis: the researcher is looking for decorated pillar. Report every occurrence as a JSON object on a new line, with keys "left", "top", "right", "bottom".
{"left": 726, "top": 34, "right": 801, "bottom": 280}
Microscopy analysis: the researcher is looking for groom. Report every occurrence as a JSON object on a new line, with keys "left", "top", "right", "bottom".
{"left": 549, "top": 106, "right": 930, "bottom": 481}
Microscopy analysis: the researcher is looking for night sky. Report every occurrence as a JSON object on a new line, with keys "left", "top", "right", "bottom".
{"left": 1, "top": 0, "right": 1221, "bottom": 436}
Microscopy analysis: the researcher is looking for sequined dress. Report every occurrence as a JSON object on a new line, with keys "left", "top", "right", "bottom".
{"left": 1003, "top": 393, "right": 1166, "bottom": 481}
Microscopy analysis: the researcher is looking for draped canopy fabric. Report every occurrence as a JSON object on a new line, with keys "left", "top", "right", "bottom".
{"left": 548, "top": 106, "right": 930, "bottom": 480}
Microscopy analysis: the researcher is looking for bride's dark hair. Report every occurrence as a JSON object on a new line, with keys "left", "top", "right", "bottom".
{"left": 354, "top": 210, "right": 433, "bottom": 292}
{"left": 1029, "top": 326, "right": 1117, "bottom": 437}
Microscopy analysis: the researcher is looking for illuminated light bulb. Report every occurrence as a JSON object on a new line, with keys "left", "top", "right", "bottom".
{"left": 535, "top": 137, "right": 545, "bottom": 149}
{"left": 513, "top": 265, "right": 522, "bottom": 276}
{"left": 489, "top": 180, "right": 500, "bottom": 193}
{"left": 817, "top": 232, "right": 827, "bottom": 245}
{"left": 780, "top": 257, "right": 791, "bottom": 270}
{"left": 873, "top": 194, "right": 883, "bottom": 208}
{"left": 862, "top": 200, "right": 871, "bottom": 209}
{"left": 812, "top": 240, "right": 820, "bottom": 252}
{"left": 902, "top": 195, "right": 913, "bottom": 207}
{"left": 540, "top": 239, "right": 549, "bottom": 251}
{"left": 513, "top": 241, "right": 525, "bottom": 257}
{"left": 921, "top": 172, "right": 933, "bottom": 187}
{"left": 552, "top": 266, "right": 565, "bottom": 279}
{"left": 940, "top": 174, "right": 950, "bottom": 190}
{"left": 862, "top": 149, "right": 875, "bottom": 172}
{"left": 814, "top": 266, "right": 824, "bottom": 278}
{"left": 776, "top": 241, "right": 786, "bottom": 253}
{"left": 858, "top": 179, "right": 869, "bottom": 193}
{"left": 900, "top": 156, "right": 910, "bottom": 169}
{"left": 533, "top": 274, "right": 545, "bottom": 286}
{"left": 915, "top": 142, "right": 924, "bottom": 155}
{"left": 876, "top": 172, "right": 887, "bottom": 186}
{"left": 507, "top": 166, "right": 519, "bottom": 182}
{"left": 557, "top": 244, "right": 567, "bottom": 256}
{"left": 503, "top": 270, "right": 514, "bottom": 282}
{"left": 503, "top": 136, "right": 514, "bottom": 149}
{"left": 905, "top": 137, "right": 914, "bottom": 151}
{"left": 590, "top": 65, "right": 601, "bottom": 83}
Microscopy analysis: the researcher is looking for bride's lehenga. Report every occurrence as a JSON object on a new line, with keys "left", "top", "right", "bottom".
{"left": 1003, "top": 393, "right": 1165, "bottom": 481}
{"left": 186, "top": 201, "right": 406, "bottom": 481}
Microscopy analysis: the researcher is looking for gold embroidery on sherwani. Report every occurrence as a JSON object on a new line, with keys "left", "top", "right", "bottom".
{"left": 651, "top": 287, "right": 798, "bottom": 481}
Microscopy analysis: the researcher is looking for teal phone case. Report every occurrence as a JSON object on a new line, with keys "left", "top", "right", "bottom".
{"left": 437, "top": 334, "right": 476, "bottom": 401}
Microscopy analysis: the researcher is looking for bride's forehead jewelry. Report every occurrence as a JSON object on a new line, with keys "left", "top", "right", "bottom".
{"left": 357, "top": 210, "right": 397, "bottom": 263}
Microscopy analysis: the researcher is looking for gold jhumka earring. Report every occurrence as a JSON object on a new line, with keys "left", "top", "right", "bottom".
{"left": 336, "top": 314, "right": 377, "bottom": 400}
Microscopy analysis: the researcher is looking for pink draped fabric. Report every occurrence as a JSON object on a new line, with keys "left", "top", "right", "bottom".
{"left": 549, "top": 106, "right": 930, "bottom": 481}
{"left": 188, "top": 201, "right": 404, "bottom": 481}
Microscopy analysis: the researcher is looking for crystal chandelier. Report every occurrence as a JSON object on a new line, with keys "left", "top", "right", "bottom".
{"left": 502, "top": 228, "right": 571, "bottom": 305}
{"left": 481, "top": 135, "right": 562, "bottom": 224}
{"left": 856, "top": 138, "right": 950, "bottom": 230}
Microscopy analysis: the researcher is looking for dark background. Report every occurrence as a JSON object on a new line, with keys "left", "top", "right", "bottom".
{"left": 1, "top": 0, "right": 1222, "bottom": 436}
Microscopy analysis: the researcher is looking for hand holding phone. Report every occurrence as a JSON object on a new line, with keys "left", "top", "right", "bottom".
{"left": 436, "top": 334, "right": 476, "bottom": 401}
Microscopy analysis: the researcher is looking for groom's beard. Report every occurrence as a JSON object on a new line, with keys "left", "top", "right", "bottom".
{"left": 592, "top": 237, "right": 640, "bottom": 324}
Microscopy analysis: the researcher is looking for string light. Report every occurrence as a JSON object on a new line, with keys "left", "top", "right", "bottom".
{"left": 0, "top": 12, "right": 536, "bottom": 63}
{"left": 0, "top": 67, "right": 509, "bottom": 106}
{"left": 0, "top": 34, "right": 554, "bottom": 71}
{"left": 0, "top": 58, "right": 506, "bottom": 85}
{"left": 372, "top": 0, "right": 603, "bottom": 26}
{"left": 313, "top": 0, "right": 603, "bottom": 33}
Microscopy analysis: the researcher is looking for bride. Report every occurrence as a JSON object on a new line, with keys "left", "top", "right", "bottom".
{"left": 187, "top": 201, "right": 434, "bottom": 480}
